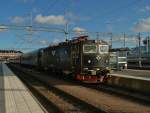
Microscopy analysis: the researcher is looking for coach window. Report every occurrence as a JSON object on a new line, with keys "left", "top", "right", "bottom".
{"left": 83, "top": 45, "right": 97, "bottom": 53}
{"left": 99, "top": 45, "right": 109, "bottom": 54}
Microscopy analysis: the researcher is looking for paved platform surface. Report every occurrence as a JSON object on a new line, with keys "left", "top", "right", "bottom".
{"left": 0, "top": 63, "right": 46, "bottom": 113}
{"left": 111, "top": 69, "right": 150, "bottom": 80}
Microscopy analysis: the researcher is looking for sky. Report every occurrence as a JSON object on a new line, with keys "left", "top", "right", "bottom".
{"left": 0, "top": 0, "right": 150, "bottom": 52}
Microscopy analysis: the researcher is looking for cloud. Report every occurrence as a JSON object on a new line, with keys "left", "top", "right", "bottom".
{"left": 11, "top": 16, "right": 25, "bottom": 24}
{"left": 73, "top": 27, "right": 86, "bottom": 32}
{"left": 0, "top": 26, "right": 8, "bottom": 32}
{"left": 52, "top": 38, "right": 65, "bottom": 45}
{"left": 0, "top": 29, "right": 7, "bottom": 32}
{"left": 140, "top": 5, "right": 150, "bottom": 12}
{"left": 37, "top": 39, "right": 49, "bottom": 45}
{"left": 34, "top": 14, "right": 67, "bottom": 25}
{"left": 132, "top": 17, "right": 150, "bottom": 32}
{"left": 52, "top": 38, "right": 61, "bottom": 44}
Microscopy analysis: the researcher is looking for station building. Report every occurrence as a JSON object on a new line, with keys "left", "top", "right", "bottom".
{"left": 0, "top": 50, "right": 22, "bottom": 61}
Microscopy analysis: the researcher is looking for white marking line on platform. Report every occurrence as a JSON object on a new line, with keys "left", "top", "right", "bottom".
{"left": 124, "top": 69, "right": 150, "bottom": 73}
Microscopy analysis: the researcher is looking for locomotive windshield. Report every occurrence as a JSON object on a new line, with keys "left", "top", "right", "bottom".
{"left": 99, "top": 45, "right": 109, "bottom": 54}
{"left": 83, "top": 45, "right": 97, "bottom": 53}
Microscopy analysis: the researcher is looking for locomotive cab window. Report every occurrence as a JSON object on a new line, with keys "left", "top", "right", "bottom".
{"left": 99, "top": 45, "right": 109, "bottom": 54}
{"left": 83, "top": 45, "right": 97, "bottom": 53}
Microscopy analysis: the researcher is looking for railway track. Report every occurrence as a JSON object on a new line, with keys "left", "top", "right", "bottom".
{"left": 13, "top": 64, "right": 150, "bottom": 104}
{"left": 9, "top": 64, "right": 106, "bottom": 113}
{"left": 83, "top": 83, "right": 150, "bottom": 104}
{"left": 62, "top": 79, "right": 150, "bottom": 104}
{"left": 42, "top": 70, "right": 150, "bottom": 104}
{"left": 8, "top": 64, "right": 150, "bottom": 113}
{"left": 10, "top": 64, "right": 150, "bottom": 104}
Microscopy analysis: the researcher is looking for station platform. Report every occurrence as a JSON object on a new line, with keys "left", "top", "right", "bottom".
{"left": 0, "top": 63, "right": 46, "bottom": 113}
{"left": 108, "top": 69, "right": 150, "bottom": 94}
{"left": 111, "top": 69, "right": 150, "bottom": 79}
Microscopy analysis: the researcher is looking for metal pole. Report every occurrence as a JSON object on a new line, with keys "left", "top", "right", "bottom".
{"left": 110, "top": 33, "right": 113, "bottom": 49}
{"left": 116, "top": 51, "right": 119, "bottom": 70}
{"left": 146, "top": 36, "right": 149, "bottom": 54}
{"left": 123, "top": 32, "right": 126, "bottom": 48}
{"left": 65, "top": 22, "right": 69, "bottom": 40}
{"left": 148, "top": 36, "right": 150, "bottom": 54}
{"left": 138, "top": 32, "right": 142, "bottom": 67}
{"left": 96, "top": 32, "right": 99, "bottom": 40}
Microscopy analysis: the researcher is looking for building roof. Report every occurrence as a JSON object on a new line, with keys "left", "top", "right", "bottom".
{"left": 0, "top": 50, "right": 22, "bottom": 53}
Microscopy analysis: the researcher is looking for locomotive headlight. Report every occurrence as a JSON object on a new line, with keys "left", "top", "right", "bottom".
{"left": 88, "top": 60, "right": 91, "bottom": 64}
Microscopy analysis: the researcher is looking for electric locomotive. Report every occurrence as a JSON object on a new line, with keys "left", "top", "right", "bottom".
{"left": 40, "top": 36, "right": 110, "bottom": 83}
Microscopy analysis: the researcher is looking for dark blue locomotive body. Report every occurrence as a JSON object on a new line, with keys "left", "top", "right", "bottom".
{"left": 20, "top": 36, "right": 110, "bottom": 83}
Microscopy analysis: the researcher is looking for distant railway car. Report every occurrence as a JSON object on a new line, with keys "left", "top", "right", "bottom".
{"left": 109, "top": 48, "right": 128, "bottom": 70}
{"left": 21, "top": 49, "right": 41, "bottom": 67}
{"left": 9, "top": 57, "right": 21, "bottom": 64}
{"left": 127, "top": 46, "right": 150, "bottom": 69}
{"left": 40, "top": 36, "right": 110, "bottom": 83}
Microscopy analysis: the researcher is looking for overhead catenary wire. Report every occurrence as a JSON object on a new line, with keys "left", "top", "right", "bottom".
{"left": 0, "top": 24, "right": 112, "bottom": 35}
